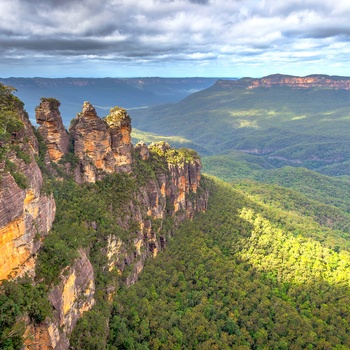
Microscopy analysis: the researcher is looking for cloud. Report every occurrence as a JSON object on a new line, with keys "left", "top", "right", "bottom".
{"left": 2, "top": 0, "right": 350, "bottom": 77}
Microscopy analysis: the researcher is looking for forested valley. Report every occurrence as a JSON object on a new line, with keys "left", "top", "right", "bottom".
{"left": 108, "top": 177, "right": 350, "bottom": 349}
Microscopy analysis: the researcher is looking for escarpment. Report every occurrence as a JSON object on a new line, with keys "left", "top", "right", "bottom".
{"left": 0, "top": 88, "right": 56, "bottom": 281}
{"left": 25, "top": 251, "right": 95, "bottom": 350}
{"left": 0, "top": 89, "right": 208, "bottom": 350}
{"left": 216, "top": 74, "right": 350, "bottom": 90}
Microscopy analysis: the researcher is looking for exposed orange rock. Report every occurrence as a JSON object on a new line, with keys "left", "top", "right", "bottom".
{"left": 36, "top": 99, "right": 70, "bottom": 162}
{"left": 24, "top": 322, "right": 59, "bottom": 350}
{"left": 0, "top": 175, "right": 55, "bottom": 280}
{"left": 25, "top": 251, "right": 95, "bottom": 350}
{"left": 0, "top": 105, "right": 56, "bottom": 280}
{"left": 69, "top": 102, "right": 133, "bottom": 182}
{"left": 0, "top": 216, "right": 26, "bottom": 280}
{"left": 62, "top": 272, "right": 76, "bottom": 317}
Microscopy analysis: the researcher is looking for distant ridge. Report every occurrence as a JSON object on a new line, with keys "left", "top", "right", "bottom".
{"left": 216, "top": 74, "right": 350, "bottom": 90}
{"left": 0, "top": 77, "right": 218, "bottom": 123}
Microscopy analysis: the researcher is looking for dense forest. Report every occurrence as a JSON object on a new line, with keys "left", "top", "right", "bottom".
{"left": 108, "top": 177, "right": 350, "bottom": 349}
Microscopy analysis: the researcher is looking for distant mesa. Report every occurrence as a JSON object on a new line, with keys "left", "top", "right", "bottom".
{"left": 216, "top": 74, "right": 350, "bottom": 90}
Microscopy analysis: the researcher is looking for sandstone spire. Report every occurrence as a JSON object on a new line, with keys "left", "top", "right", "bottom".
{"left": 69, "top": 102, "right": 133, "bottom": 182}
{"left": 36, "top": 98, "right": 70, "bottom": 162}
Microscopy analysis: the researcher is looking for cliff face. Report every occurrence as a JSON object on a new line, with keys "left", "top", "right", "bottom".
{"left": 109, "top": 142, "right": 207, "bottom": 286}
{"left": 0, "top": 100, "right": 56, "bottom": 281}
{"left": 35, "top": 99, "right": 70, "bottom": 163}
{"left": 216, "top": 74, "right": 350, "bottom": 90}
{"left": 69, "top": 102, "right": 133, "bottom": 183}
{"left": 10, "top": 100, "right": 207, "bottom": 349}
{"left": 25, "top": 251, "right": 95, "bottom": 350}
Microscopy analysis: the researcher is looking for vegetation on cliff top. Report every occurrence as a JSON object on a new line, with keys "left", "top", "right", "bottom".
{"left": 36, "top": 97, "right": 60, "bottom": 111}
{"left": 0, "top": 84, "right": 24, "bottom": 147}
{"left": 104, "top": 106, "right": 131, "bottom": 127}
{"left": 149, "top": 141, "right": 200, "bottom": 165}
{"left": 0, "top": 83, "right": 30, "bottom": 188}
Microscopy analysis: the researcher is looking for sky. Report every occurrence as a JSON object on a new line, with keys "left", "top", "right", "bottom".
{"left": 1, "top": 0, "right": 350, "bottom": 78}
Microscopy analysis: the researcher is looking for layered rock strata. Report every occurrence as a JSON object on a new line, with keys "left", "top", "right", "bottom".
{"left": 216, "top": 74, "right": 350, "bottom": 90}
{"left": 69, "top": 102, "right": 133, "bottom": 182}
{"left": 0, "top": 106, "right": 56, "bottom": 280}
{"left": 35, "top": 99, "right": 70, "bottom": 163}
{"left": 110, "top": 142, "right": 208, "bottom": 286}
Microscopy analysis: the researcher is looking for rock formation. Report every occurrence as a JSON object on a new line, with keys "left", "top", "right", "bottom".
{"left": 216, "top": 74, "right": 350, "bottom": 90}
{"left": 69, "top": 102, "right": 133, "bottom": 182}
{"left": 35, "top": 98, "right": 70, "bottom": 162}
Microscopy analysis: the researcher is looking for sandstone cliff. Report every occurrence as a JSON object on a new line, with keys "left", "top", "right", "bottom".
{"left": 35, "top": 98, "right": 70, "bottom": 163}
{"left": 69, "top": 102, "right": 133, "bottom": 183}
{"left": 24, "top": 251, "right": 95, "bottom": 350}
{"left": 108, "top": 141, "right": 208, "bottom": 287}
{"left": 0, "top": 89, "right": 56, "bottom": 281}
{"left": 216, "top": 74, "right": 350, "bottom": 90}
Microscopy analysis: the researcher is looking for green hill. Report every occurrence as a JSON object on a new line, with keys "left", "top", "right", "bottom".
{"left": 131, "top": 77, "right": 350, "bottom": 175}
{"left": 202, "top": 152, "right": 350, "bottom": 210}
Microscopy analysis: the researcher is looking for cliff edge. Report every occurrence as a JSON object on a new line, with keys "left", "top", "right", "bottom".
{"left": 0, "top": 88, "right": 208, "bottom": 350}
{"left": 0, "top": 85, "right": 56, "bottom": 281}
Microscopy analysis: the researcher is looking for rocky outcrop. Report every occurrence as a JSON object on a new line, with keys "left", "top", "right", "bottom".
{"left": 69, "top": 102, "right": 133, "bottom": 182}
{"left": 106, "top": 106, "right": 133, "bottom": 169}
{"left": 216, "top": 74, "right": 350, "bottom": 90}
{"left": 24, "top": 251, "right": 95, "bottom": 350}
{"left": 135, "top": 141, "right": 150, "bottom": 161}
{"left": 35, "top": 99, "right": 70, "bottom": 163}
{"left": 0, "top": 105, "right": 56, "bottom": 280}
